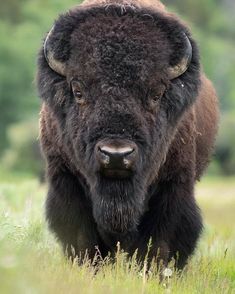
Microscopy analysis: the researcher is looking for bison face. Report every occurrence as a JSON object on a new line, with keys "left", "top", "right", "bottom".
{"left": 38, "top": 5, "right": 200, "bottom": 237}
{"left": 67, "top": 75, "right": 165, "bottom": 236}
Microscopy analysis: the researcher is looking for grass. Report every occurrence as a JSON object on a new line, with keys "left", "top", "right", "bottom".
{"left": 0, "top": 175, "right": 235, "bottom": 293}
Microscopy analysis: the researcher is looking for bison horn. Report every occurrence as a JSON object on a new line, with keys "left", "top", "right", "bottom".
{"left": 44, "top": 26, "right": 67, "bottom": 76}
{"left": 168, "top": 33, "right": 192, "bottom": 80}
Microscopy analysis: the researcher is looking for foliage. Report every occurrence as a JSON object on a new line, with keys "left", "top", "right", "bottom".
{"left": 0, "top": 177, "right": 234, "bottom": 293}
{"left": 1, "top": 120, "right": 44, "bottom": 179}
{"left": 165, "top": 0, "right": 235, "bottom": 39}
{"left": 215, "top": 112, "right": 235, "bottom": 175}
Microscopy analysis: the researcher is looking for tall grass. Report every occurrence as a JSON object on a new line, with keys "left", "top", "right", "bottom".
{"left": 0, "top": 176, "right": 234, "bottom": 293}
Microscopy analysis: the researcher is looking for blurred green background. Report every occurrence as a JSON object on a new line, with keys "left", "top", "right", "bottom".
{"left": 0, "top": 0, "right": 235, "bottom": 177}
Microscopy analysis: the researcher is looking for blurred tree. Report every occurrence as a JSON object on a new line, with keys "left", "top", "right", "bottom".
{"left": 1, "top": 120, "right": 45, "bottom": 180}
{"left": 0, "top": 0, "right": 25, "bottom": 24}
{"left": 0, "top": 22, "right": 39, "bottom": 151}
{"left": 215, "top": 113, "right": 235, "bottom": 175}
{"left": 164, "top": 0, "right": 235, "bottom": 39}
{"left": 164, "top": 0, "right": 216, "bottom": 27}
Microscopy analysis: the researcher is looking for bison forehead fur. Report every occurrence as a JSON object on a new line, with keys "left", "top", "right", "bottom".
{"left": 37, "top": 0, "right": 219, "bottom": 269}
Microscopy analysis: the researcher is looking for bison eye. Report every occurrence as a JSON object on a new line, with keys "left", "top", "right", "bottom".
{"left": 150, "top": 86, "right": 166, "bottom": 104}
{"left": 152, "top": 94, "right": 161, "bottom": 103}
{"left": 73, "top": 89, "right": 84, "bottom": 102}
{"left": 71, "top": 81, "right": 86, "bottom": 105}
{"left": 151, "top": 91, "right": 164, "bottom": 104}
{"left": 148, "top": 87, "right": 166, "bottom": 109}
{"left": 74, "top": 90, "right": 83, "bottom": 99}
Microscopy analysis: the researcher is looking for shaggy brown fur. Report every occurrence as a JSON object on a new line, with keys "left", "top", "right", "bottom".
{"left": 82, "top": 0, "right": 166, "bottom": 10}
{"left": 38, "top": 0, "right": 219, "bottom": 269}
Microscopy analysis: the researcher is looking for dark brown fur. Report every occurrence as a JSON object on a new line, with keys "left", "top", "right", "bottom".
{"left": 37, "top": 0, "right": 219, "bottom": 269}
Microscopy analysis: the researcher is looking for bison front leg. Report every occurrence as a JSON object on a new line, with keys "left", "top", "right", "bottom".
{"left": 45, "top": 164, "right": 99, "bottom": 261}
{"left": 156, "top": 179, "right": 203, "bottom": 269}
{"left": 169, "top": 194, "right": 203, "bottom": 269}
{"left": 140, "top": 177, "right": 203, "bottom": 270}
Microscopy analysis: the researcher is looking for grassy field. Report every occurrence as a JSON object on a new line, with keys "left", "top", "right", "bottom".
{"left": 0, "top": 175, "right": 235, "bottom": 294}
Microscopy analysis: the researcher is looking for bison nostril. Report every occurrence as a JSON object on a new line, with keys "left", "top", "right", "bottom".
{"left": 98, "top": 147, "right": 110, "bottom": 165}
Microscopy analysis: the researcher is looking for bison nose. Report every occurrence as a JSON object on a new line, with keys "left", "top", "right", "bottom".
{"left": 96, "top": 141, "right": 137, "bottom": 175}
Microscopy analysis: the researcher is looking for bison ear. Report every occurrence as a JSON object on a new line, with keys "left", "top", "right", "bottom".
{"left": 167, "top": 33, "right": 192, "bottom": 80}
{"left": 44, "top": 26, "right": 68, "bottom": 76}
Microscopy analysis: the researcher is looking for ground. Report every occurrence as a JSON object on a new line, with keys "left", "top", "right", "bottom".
{"left": 0, "top": 172, "right": 234, "bottom": 294}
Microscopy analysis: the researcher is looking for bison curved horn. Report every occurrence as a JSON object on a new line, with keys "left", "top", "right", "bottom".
{"left": 168, "top": 33, "right": 192, "bottom": 80}
{"left": 44, "top": 26, "right": 67, "bottom": 76}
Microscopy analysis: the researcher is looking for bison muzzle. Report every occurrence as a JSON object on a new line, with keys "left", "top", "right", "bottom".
{"left": 37, "top": 0, "right": 219, "bottom": 269}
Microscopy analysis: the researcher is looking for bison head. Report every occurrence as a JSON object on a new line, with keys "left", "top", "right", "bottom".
{"left": 37, "top": 5, "right": 200, "bottom": 239}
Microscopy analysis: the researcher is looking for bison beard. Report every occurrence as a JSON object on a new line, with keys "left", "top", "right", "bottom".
{"left": 37, "top": 0, "right": 219, "bottom": 270}
{"left": 91, "top": 177, "right": 145, "bottom": 235}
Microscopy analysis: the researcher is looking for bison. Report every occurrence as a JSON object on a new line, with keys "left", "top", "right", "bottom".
{"left": 37, "top": 0, "right": 219, "bottom": 269}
